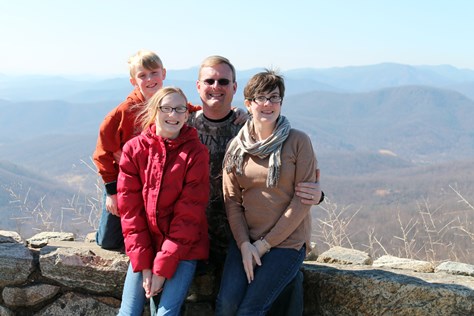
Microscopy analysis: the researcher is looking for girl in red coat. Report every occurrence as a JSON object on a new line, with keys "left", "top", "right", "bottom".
{"left": 117, "top": 87, "right": 210, "bottom": 315}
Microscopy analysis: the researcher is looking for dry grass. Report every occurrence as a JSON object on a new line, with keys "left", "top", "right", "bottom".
{"left": 314, "top": 186, "right": 474, "bottom": 263}
{"left": 5, "top": 157, "right": 102, "bottom": 239}
{"left": 5, "top": 160, "right": 474, "bottom": 263}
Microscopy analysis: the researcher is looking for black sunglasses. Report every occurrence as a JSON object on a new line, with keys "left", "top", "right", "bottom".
{"left": 201, "top": 78, "right": 231, "bottom": 86}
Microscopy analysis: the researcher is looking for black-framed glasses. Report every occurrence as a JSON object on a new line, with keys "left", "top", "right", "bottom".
{"left": 159, "top": 105, "right": 188, "bottom": 113}
{"left": 201, "top": 78, "right": 231, "bottom": 86}
{"left": 249, "top": 95, "right": 282, "bottom": 105}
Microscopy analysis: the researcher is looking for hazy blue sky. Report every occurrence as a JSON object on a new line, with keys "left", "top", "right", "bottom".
{"left": 1, "top": 0, "right": 473, "bottom": 76}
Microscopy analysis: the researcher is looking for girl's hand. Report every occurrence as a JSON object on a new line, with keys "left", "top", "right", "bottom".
{"left": 142, "top": 269, "right": 152, "bottom": 298}
{"left": 149, "top": 274, "right": 166, "bottom": 298}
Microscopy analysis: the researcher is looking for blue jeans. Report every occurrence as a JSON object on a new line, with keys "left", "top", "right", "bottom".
{"left": 118, "top": 263, "right": 146, "bottom": 316}
{"left": 151, "top": 260, "right": 197, "bottom": 316}
{"left": 96, "top": 190, "right": 124, "bottom": 250}
{"left": 215, "top": 240, "right": 305, "bottom": 316}
{"left": 267, "top": 270, "right": 304, "bottom": 316}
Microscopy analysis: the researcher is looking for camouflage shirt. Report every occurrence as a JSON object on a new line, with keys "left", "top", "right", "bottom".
{"left": 188, "top": 110, "right": 243, "bottom": 262}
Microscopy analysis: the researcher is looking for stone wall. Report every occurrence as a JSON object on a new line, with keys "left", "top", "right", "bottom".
{"left": 1, "top": 230, "right": 473, "bottom": 315}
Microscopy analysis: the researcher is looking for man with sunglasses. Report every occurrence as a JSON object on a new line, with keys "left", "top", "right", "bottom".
{"left": 189, "top": 55, "right": 323, "bottom": 315}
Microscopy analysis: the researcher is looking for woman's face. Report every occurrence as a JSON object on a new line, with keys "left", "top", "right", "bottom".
{"left": 154, "top": 92, "right": 188, "bottom": 139}
{"left": 246, "top": 87, "right": 282, "bottom": 126}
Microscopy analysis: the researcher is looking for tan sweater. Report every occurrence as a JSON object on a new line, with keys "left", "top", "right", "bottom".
{"left": 223, "top": 129, "right": 317, "bottom": 253}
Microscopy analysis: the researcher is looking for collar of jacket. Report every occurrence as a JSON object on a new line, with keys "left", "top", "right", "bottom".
{"left": 143, "top": 124, "right": 198, "bottom": 151}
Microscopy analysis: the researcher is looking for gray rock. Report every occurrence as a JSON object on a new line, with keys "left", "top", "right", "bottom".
{"left": 84, "top": 232, "right": 96, "bottom": 243}
{"left": 39, "top": 241, "right": 128, "bottom": 297}
{"left": 27, "top": 232, "right": 75, "bottom": 248}
{"left": 305, "top": 242, "right": 319, "bottom": 261}
{"left": 373, "top": 255, "right": 434, "bottom": 273}
{"left": 0, "top": 231, "right": 24, "bottom": 244}
{"left": 34, "top": 292, "right": 119, "bottom": 316}
{"left": 0, "top": 305, "right": 15, "bottom": 316}
{"left": 317, "top": 246, "right": 373, "bottom": 265}
{"left": 0, "top": 243, "right": 34, "bottom": 287}
{"left": 2, "top": 284, "right": 60, "bottom": 307}
{"left": 302, "top": 262, "right": 474, "bottom": 315}
{"left": 435, "top": 261, "right": 474, "bottom": 277}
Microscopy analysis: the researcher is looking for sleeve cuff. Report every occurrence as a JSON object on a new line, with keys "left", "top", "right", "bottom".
{"left": 105, "top": 181, "right": 117, "bottom": 195}
{"left": 318, "top": 191, "right": 325, "bottom": 204}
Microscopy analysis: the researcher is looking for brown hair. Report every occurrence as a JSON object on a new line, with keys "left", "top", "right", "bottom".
{"left": 244, "top": 69, "right": 285, "bottom": 100}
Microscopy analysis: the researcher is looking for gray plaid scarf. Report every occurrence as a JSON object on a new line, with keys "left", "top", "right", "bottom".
{"left": 223, "top": 116, "right": 291, "bottom": 187}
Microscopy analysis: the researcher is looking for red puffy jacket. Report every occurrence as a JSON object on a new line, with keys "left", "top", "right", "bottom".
{"left": 117, "top": 124, "right": 210, "bottom": 279}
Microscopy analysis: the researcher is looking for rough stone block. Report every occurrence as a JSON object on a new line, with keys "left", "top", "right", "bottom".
{"left": 39, "top": 241, "right": 128, "bottom": 297}
{"left": 0, "top": 243, "right": 34, "bottom": 287}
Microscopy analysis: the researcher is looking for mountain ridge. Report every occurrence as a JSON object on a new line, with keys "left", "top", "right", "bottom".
{"left": 1, "top": 63, "right": 474, "bottom": 102}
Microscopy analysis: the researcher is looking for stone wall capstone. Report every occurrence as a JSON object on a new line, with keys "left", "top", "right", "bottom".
{"left": 1, "top": 230, "right": 474, "bottom": 316}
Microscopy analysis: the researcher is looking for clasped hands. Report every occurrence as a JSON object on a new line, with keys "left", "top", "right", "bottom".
{"left": 142, "top": 269, "right": 166, "bottom": 298}
{"left": 240, "top": 240, "right": 269, "bottom": 284}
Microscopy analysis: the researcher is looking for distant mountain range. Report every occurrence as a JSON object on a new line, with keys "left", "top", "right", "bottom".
{"left": 1, "top": 63, "right": 474, "bottom": 103}
{"left": 1, "top": 62, "right": 473, "bottom": 238}
{"left": 286, "top": 85, "right": 474, "bottom": 162}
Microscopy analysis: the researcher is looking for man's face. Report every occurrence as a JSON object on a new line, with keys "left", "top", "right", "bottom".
{"left": 197, "top": 63, "right": 237, "bottom": 112}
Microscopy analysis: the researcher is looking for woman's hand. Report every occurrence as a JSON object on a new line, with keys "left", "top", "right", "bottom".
{"left": 240, "top": 241, "right": 261, "bottom": 283}
{"left": 253, "top": 239, "right": 270, "bottom": 258}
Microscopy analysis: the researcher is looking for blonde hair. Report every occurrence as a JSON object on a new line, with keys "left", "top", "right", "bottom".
{"left": 128, "top": 50, "right": 164, "bottom": 78}
{"left": 198, "top": 55, "right": 236, "bottom": 82}
{"left": 137, "top": 87, "right": 188, "bottom": 131}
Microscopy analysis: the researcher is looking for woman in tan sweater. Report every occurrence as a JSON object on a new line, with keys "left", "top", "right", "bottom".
{"left": 216, "top": 69, "right": 321, "bottom": 315}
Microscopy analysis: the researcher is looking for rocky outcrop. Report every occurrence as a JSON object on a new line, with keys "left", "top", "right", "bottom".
{"left": 0, "top": 230, "right": 473, "bottom": 315}
{"left": 0, "top": 242, "right": 35, "bottom": 287}
{"left": 39, "top": 241, "right": 128, "bottom": 296}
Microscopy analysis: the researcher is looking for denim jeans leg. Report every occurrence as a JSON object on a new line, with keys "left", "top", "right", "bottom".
{"left": 95, "top": 189, "right": 124, "bottom": 250}
{"left": 153, "top": 260, "right": 197, "bottom": 316}
{"left": 240, "top": 246, "right": 305, "bottom": 315}
{"left": 215, "top": 240, "right": 250, "bottom": 316}
{"left": 216, "top": 239, "right": 305, "bottom": 316}
{"left": 267, "top": 270, "right": 304, "bottom": 316}
{"left": 118, "top": 263, "right": 146, "bottom": 316}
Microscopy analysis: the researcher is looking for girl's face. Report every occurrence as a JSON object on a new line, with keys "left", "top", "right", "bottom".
{"left": 154, "top": 93, "right": 188, "bottom": 139}
{"left": 246, "top": 87, "right": 282, "bottom": 127}
{"left": 130, "top": 65, "right": 166, "bottom": 100}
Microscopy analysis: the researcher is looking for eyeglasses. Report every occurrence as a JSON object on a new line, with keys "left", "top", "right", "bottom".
{"left": 201, "top": 78, "right": 231, "bottom": 86}
{"left": 159, "top": 105, "right": 188, "bottom": 113}
{"left": 249, "top": 95, "right": 282, "bottom": 105}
